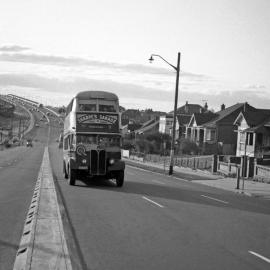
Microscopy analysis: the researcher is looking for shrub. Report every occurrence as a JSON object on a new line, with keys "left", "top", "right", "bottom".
{"left": 179, "top": 138, "right": 200, "bottom": 155}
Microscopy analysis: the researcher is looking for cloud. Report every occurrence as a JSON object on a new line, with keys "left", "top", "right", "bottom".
{"left": 0, "top": 73, "right": 175, "bottom": 102}
{"left": 0, "top": 52, "right": 206, "bottom": 79}
{"left": 0, "top": 73, "right": 269, "bottom": 111}
{"left": 179, "top": 89, "right": 270, "bottom": 111}
{"left": 243, "top": 84, "right": 266, "bottom": 89}
{"left": 0, "top": 45, "right": 30, "bottom": 52}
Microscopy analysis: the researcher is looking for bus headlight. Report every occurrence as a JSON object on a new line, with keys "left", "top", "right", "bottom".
{"left": 109, "top": 158, "right": 115, "bottom": 165}
{"left": 82, "top": 159, "right": 87, "bottom": 164}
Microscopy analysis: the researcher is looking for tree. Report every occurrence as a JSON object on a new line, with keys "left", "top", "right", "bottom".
{"left": 179, "top": 138, "right": 200, "bottom": 155}
{"left": 58, "top": 106, "right": 66, "bottom": 114}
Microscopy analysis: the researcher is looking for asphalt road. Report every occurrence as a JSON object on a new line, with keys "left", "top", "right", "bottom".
{"left": 1, "top": 108, "right": 270, "bottom": 270}
{"left": 0, "top": 108, "right": 50, "bottom": 270}
{"left": 49, "top": 143, "right": 270, "bottom": 269}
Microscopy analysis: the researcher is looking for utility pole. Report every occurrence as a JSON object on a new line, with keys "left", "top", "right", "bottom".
{"left": 149, "top": 52, "right": 181, "bottom": 175}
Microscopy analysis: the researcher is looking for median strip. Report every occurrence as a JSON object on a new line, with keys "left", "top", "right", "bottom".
{"left": 13, "top": 147, "right": 72, "bottom": 270}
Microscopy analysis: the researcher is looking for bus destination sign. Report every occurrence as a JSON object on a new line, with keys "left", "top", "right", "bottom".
{"left": 76, "top": 113, "right": 119, "bottom": 133}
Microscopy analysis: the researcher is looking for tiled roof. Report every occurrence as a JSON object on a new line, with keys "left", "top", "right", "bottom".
{"left": 175, "top": 104, "right": 203, "bottom": 115}
{"left": 193, "top": 112, "right": 217, "bottom": 126}
{"left": 176, "top": 114, "right": 192, "bottom": 125}
{"left": 203, "top": 103, "right": 256, "bottom": 127}
{"left": 244, "top": 125, "right": 270, "bottom": 134}
{"left": 243, "top": 113, "right": 270, "bottom": 134}
{"left": 242, "top": 110, "right": 270, "bottom": 127}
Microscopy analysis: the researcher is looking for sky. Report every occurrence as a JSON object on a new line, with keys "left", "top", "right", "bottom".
{"left": 0, "top": 0, "right": 269, "bottom": 112}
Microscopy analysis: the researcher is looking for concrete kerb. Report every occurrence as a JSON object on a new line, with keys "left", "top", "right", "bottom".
{"left": 124, "top": 158, "right": 221, "bottom": 180}
{"left": 13, "top": 147, "right": 72, "bottom": 270}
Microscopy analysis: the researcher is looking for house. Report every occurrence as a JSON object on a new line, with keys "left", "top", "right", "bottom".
{"left": 185, "top": 111, "right": 217, "bottom": 150}
{"left": 177, "top": 114, "right": 193, "bottom": 138}
{"left": 234, "top": 108, "right": 270, "bottom": 157}
{"left": 176, "top": 101, "right": 208, "bottom": 139}
{"left": 159, "top": 114, "right": 179, "bottom": 140}
{"left": 186, "top": 103, "right": 255, "bottom": 155}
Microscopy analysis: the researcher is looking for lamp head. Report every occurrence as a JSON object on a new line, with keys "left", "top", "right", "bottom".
{"left": 148, "top": 55, "right": 154, "bottom": 63}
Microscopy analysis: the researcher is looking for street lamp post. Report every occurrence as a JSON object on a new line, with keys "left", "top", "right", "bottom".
{"left": 149, "top": 52, "right": 181, "bottom": 175}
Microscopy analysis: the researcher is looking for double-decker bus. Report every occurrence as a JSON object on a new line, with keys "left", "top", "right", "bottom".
{"left": 63, "top": 91, "right": 125, "bottom": 186}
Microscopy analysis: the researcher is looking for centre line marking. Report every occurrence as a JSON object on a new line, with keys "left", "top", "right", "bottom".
{"left": 249, "top": 251, "right": 270, "bottom": 263}
{"left": 142, "top": 196, "right": 164, "bottom": 208}
{"left": 201, "top": 195, "right": 229, "bottom": 204}
{"left": 152, "top": 180, "right": 165, "bottom": 185}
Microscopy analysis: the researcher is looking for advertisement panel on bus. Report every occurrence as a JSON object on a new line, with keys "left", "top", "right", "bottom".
{"left": 76, "top": 112, "right": 119, "bottom": 133}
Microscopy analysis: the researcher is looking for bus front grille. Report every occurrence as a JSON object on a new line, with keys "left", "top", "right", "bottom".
{"left": 90, "top": 150, "right": 106, "bottom": 175}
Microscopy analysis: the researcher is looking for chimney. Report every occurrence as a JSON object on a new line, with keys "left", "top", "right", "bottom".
{"left": 185, "top": 101, "right": 188, "bottom": 113}
{"left": 204, "top": 102, "right": 208, "bottom": 111}
{"left": 221, "top": 104, "right": 225, "bottom": 111}
{"left": 243, "top": 102, "right": 248, "bottom": 112}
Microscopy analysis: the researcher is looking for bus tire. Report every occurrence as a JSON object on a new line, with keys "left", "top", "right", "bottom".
{"left": 63, "top": 161, "right": 68, "bottom": 179}
{"left": 116, "top": 171, "right": 124, "bottom": 187}
{"left": 68, "top": 166, "right": 76, "bottom": 186}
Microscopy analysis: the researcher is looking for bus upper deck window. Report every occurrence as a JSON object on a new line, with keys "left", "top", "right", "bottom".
{"left": 79, "top": 104, "right": 96, "bottom": 111}
{"left": 99, "top": 105, "right": 116, "bottom": 112}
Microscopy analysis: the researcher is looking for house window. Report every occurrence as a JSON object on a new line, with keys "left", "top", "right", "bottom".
{"left": 64, "top": 137, "right": 69, "bottom": 150}
{"left": 206, "top": 129, "right": 216, "bottom": 141}
{"left": 263, "top": 135, "right": 270, "bottom": 146}
{"left": 247, "top": 133, "right": 254, "bottom": 146}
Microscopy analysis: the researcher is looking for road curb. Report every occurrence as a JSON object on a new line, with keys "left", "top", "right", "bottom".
{"left": 125, "top": 159, "right": 258, "bottom": 197}
{"left": 13, "top": 147, "right": 72, "bottom": 270}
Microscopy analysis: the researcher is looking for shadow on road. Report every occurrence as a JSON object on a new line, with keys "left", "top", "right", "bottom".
{"left": 74, "top": 177, "right": 270, "bottom": 215}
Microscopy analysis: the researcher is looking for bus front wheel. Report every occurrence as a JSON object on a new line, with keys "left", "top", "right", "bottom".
{"left": 116, "top": 171, "right": 124, "bottom": 187}
{"left": 68, "top": 166, "right": 76, "bottom": 186}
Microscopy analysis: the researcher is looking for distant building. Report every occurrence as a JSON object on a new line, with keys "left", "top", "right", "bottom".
{"left": 159, "top": 114, "right": 179, "bottom": 139}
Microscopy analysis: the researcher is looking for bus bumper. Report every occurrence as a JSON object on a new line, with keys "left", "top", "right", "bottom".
{"left": 108, "top": 160, "right": 125, "bottom": 172}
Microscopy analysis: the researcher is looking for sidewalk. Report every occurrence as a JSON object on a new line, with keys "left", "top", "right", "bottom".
{"left": 124, "top": 158, "right": 270, "bottom": 200}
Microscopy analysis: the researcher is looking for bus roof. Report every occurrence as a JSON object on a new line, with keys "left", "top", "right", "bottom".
{"left": 75, "top": 91, "right": 118, "bottom": 101}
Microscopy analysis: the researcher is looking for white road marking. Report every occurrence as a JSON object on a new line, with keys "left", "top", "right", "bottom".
{"left": 142, "top": 196, "right": 164, "bottom": 208}
{"left": 249, "top": 251, "right": 270, "bottom": 263}
{"left": 152, "top": 179, "right": 165, "bottom": 185}
{"left": 201, "top": 195, "right": 229, "bottom": 204}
